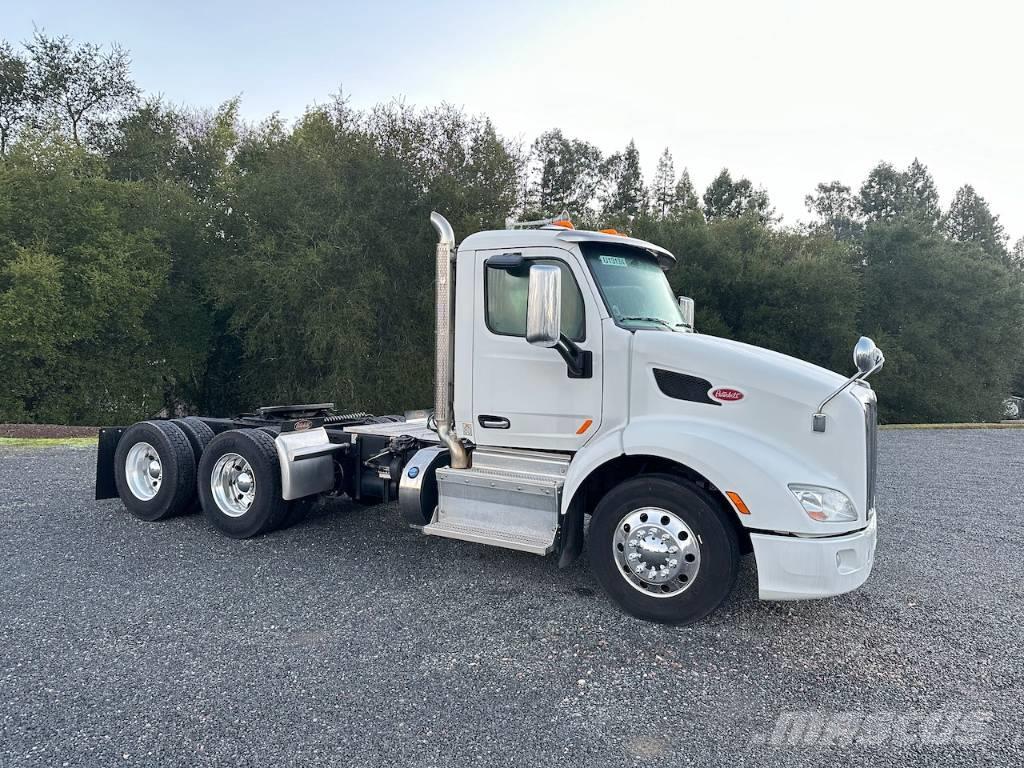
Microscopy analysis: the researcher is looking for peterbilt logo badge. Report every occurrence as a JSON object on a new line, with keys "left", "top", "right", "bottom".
{"left": 711, "top": 388, "right": 744, "bottom": 402}
{"left": 293, "top": 419, "right": 313, "bottom": 431}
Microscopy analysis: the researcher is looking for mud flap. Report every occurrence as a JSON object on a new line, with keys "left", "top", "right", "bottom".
{"left": 557, "top": 494, "right": 585, "bottom": 568}
{"left": 95, "top": 427, "right": 127, "bottom": 500}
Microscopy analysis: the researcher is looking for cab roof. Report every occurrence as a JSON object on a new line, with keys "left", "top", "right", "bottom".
{"left": 459, "top": 226, "right": 676, "bottom": 270}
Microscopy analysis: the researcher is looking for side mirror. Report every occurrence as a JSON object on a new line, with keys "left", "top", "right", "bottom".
{"left": 853, "top": 336, "right": 883, "bottom": 374}
{"left": 677, "top": 296, "right": 695, "bottom": 331}
{"left": 526, "top": 264, "right": 561, "bottom": 348}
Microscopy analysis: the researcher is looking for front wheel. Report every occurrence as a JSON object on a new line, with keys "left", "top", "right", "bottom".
{"left": 588, "top": 474, "right": 740, "bottom": 625}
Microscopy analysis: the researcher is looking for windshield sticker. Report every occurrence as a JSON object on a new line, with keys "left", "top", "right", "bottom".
{"left": 599, "top": 255, "right": 628, "bottom": 267}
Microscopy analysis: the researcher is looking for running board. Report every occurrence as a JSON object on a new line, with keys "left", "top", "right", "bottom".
{"left": 425, "top": 448, "right": 569, "bottom": 556}
{"left": 422, "top": 520, "right": 554, "bottom": 555}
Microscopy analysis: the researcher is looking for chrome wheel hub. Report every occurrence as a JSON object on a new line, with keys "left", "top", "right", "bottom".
{"left": 125, "top": 442, "right": 162, "bottom": 501}
{"left": 211, "top": 453, "right": 257, "bottom": 518}
{"left": 613, "top": 507, "right": 701, "bottom": 597}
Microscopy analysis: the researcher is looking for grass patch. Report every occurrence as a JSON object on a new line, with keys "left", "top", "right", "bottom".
{"left": 0, "top": 436, "right": 97, "bottom": 449}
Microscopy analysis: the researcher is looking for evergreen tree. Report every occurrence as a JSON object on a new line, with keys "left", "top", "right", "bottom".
{"left": 529, "top": 128, "right": 603, "bottom": 218}
{"left": 1012, "top": 238, "right": 1024, "bottom": 270}
{"left": 805, "top": 181, "right": 861, "bottom": 240}
{"left": 602, "top": 139, "right": 647, "bottom": 219}
{"left": 703, "top": 168, "right": 772, "bottom": 223}
{"left": 671, "top": 168, "right": 701, "bottom": 216}
{"left": 858, "top": 158, "right": 941, "bottom": 226}
{"left": 943, "top": 184, "right": 1007, "bottom": 259}
{"left": 651, "top": 147, "right": 675, "bottom": 218}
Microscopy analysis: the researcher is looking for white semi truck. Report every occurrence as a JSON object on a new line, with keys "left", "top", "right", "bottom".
{"left": 95, "top": 212, "right": 883, "bottom": 624}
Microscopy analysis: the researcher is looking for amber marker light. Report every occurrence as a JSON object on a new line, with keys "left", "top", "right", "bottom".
{"left": 726, "top": 491, "right": 750, "bottom": 515}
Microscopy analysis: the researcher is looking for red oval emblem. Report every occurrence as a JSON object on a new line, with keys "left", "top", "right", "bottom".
{"left": 711, "top": 388, "right": 744, "bottom": 402}
{"left": 293, "top": 419, "right": 313, "bottom": 431}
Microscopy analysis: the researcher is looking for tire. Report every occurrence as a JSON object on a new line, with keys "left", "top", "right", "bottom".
{"left": 172, "top": 417, "right": 215, "bottom": 462}
{"left": 113, "top": 420, "right": 197, "bottom": 522}
{"left": 171, "top": 417, "right": 215, "bottom": 513}
{"left": 588, "top": 474, "right": 740, "bottom": 625}
{"left": 198, "top": 429, "right": 290, "bottom": 538}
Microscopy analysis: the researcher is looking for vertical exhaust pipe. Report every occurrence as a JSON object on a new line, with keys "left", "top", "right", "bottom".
{"left": 431, "top": 211, "right": 471, "bottom": 469}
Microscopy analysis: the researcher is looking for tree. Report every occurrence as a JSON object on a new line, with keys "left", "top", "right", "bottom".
{"left": 0, "top": 42, "right": 31, "bottom": 156}
{"left": 703, "top": 169, "right": 773, "bottom": 223}
{"left": 651, "top": 147, "right": 675, "bottom": 218}
{"left": 0, "top": 138, "right": 172, "bottom": 422}
{"left": 805, "top": 181, "right": 861, "bottom": 240}
{"left": 1012, "top": 238, "right": 1024, "bottom": 270}
{"left": 529, "top": 129, "right": 603, "bottom": 218}
{"left": 602, "top": 139, "right": 646, "bottom": 219}
{"left": 943, "top": 184, "right": 1007, "bottom": 259}
{"left": 25, "top": 31, "right": 138, "bottom": 145}
{"left": 671, "top": 168, "right": 701, "bottom": 216}
{"left": 857, "top": 158, "right": 941, "bottom": 227}
{"left": 860, "top": 223, "right": 1024, "bottom": 422}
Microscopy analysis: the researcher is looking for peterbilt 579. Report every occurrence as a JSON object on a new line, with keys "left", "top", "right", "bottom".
{"left": 95, "top": 212, "right": 883, "bottom": 624}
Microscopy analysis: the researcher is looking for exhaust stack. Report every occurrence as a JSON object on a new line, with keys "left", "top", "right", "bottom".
{"left": 430, "top": 212, "right": 471, "bottom": 469}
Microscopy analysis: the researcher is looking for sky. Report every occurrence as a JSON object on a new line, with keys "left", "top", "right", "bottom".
{"left": 5, "top": 0, "right": 1023, "bottom": 240}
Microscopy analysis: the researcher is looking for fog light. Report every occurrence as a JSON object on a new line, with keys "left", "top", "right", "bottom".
{"left": 788, "top": 484, "right": 857, "bottom": 523}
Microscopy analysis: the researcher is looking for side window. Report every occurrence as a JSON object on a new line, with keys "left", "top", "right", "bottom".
{"left": 486, "top": 259, "right": 585, "bottom": 342}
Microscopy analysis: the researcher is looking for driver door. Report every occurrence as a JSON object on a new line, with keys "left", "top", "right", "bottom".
{"left": 471, "top": 247, "right": 603, "bottom": 452}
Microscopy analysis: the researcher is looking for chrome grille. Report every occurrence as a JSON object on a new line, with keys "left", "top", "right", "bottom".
{"left": 864, "top": 393, "right": 878, "bottom": 513}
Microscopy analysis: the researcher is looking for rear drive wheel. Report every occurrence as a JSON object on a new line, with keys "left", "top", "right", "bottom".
{"left": 113, "top": 420, "right": 196, "bottom": 521}
{"left": 588, "top": 474, "right": 739, "bottom": 625}
{"left": 172, "top": 417, "right": 215, "bottom": 461}
{"left": 198, "top": 429, "right": 290, "bottom": 538}
{"left": 171, "top": 417, "right": 215, "bottom": 513}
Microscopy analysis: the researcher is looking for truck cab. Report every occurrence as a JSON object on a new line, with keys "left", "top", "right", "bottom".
{"left": 96, "top": 212, "right": 881, "bottom": 625}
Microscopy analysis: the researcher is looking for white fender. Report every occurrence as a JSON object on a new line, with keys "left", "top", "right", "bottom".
{"left": 565, "top": 415, "right": 862, "bottom": 536}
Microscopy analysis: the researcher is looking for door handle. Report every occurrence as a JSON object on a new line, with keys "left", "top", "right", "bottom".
{"left": 478, "top": 415, "right": 510, "bottom": 429}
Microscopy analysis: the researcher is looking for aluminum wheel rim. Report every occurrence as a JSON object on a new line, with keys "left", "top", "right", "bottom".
{"left": 125, "top": 441, "right": 162, "bottom": 501}
{"left": 613, "top": 507, "right": 701, "bottom": 598}
{"left": 210, "top": 453, "right": 256, "bottom": 518}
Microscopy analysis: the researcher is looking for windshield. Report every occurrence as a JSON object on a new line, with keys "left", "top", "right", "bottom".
{"left": 581, "top": 243, "right": 685, "bottom": 330}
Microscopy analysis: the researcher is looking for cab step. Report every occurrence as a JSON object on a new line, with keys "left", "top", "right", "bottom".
{"left": 421, "top": 519, "right": 554, "bottom": 555}
{"left": 424, "top": 448, "right": 570, "bottom": 555}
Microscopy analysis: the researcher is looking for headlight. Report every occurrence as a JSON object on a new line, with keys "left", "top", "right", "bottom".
{"left": 788, "top": 484, "right": 857, "bottom": 523}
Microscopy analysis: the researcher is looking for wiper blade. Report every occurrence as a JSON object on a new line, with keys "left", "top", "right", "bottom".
{"left": 618, "top": 316, "right": 680, "bottom": 330}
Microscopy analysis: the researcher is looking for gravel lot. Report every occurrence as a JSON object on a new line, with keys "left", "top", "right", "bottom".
{"left": 1, "top": 429, "right": 1021, "bottom": 766}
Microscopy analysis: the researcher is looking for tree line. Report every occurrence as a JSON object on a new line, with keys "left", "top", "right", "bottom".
{"left": 1, "top": 33, "right": 1021, "bottom": 425}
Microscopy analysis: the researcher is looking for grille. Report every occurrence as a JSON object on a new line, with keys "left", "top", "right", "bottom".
{"left": 864, "top": 394, "right": 878, "bottom": 513}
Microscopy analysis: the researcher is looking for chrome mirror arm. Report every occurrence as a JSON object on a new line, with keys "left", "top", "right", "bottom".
{"left": 813, "top": 351, "right": 884, "bottom": 433}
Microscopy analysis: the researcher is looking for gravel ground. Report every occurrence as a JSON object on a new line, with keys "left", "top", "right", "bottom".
{"left": 0, "top": 430, "right": 1021, "bottom": 767}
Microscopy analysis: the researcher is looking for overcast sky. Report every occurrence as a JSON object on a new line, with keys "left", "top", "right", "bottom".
{"left": 7, "top": 0, "right": 1022, "bottom": 240}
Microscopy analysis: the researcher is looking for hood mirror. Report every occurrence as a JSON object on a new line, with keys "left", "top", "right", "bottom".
{"left": 854, "top": 336, "right": 883, "bottom": 374}
{"left": 677, "top": 296, "right": 695, "bottom": 331}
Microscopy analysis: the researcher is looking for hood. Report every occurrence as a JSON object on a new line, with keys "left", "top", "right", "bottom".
{"left": 632, "top": 330, "right": 849, "bottom": 409}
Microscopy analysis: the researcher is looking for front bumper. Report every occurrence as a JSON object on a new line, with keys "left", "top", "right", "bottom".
{"left": 750, "top": 514, "right": 877, "bottom": 601}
